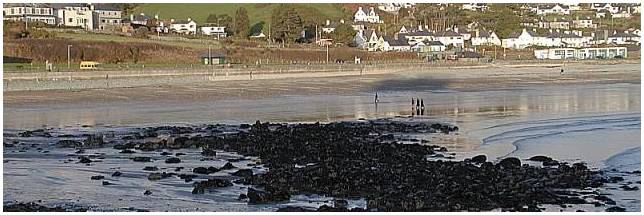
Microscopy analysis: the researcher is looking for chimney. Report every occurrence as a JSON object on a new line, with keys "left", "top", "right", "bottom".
{"left": 140, "top": 13, "right": 145, "bottom": 16}
{"left": 326, "top": 20, "right": 330, "bottom": 25}
{"left": 188, "top": 17, "right": 192, "bottom": 22}
{"left": 358, "top": 6, "right": 362, "bottom": 11}
{"left": 155, "top": 14, "right": 159, "bottom": 19}
{"left": 549, "top": 29, "right": 553, "bottom": 33}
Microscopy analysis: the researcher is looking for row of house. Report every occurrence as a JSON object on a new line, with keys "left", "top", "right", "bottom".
{"left": 123, "top": 13, "right": 228, "bottom": 37}
{"left": 3, "top": 3, "right": 122, "bottom": 31}
{"left": 502, "top": 28, "right": 640, "bottom": 49}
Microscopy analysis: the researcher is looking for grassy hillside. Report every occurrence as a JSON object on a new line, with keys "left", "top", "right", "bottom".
{"left": 132, "top": 3, "right": 350, "bottom": 26}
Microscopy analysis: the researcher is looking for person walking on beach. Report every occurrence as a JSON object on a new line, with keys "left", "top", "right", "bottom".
{"left": 560, "top": 68, "right": 564, "bottom": 75}
{"left": 421, "top": 99, "right": 425, "bottom": 110}
{"left": 412, "top": 98, "right": 415, "bottom": 106}
{"left": 374, "top": 92, "right": 379, "bottom": 104}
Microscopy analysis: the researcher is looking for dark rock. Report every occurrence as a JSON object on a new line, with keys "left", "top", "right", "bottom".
{"left": 202, "top": 148, "right": 217, "bottom": 156}
{"left": 90, "top": 175, "right": 104, "bottom": 180}
{"left": 148, "top": 172, "right": 173, "bottom": 181}
{"left": 160, "top": 151, "right": 171, "bottom": 156}
{"left": 175, "top": 167, "right": 184, "bottom": 172}
{"left": 334, "top": 199, "right": 348, "bottom": 208}
{"left": 175, "top": 153, "right": 186, "bottom": 156}
{"left": 221, "top": 162, "right": 236, "bottom": 170}
{"left": 528, "top": 155, "right": 553, "bottom": 162}
{"left": 471, "top": 155, "right": 487, "bottom": 163}
{"left": 498, "top": 157, "right": 521, "bottom": 169}
{"left": 606, "top": 206, "right": 626, "bottom": 212}
{"left": 178, "top": 174, "right": 197, "bottom": 182}
{"left": 119, "top": 149, "right": 136, "bottom": 154}
{"left": 102, "top": 181, "right": 112, "bottom": 185}
{"left": 112, "top": 171, "right": 122, "bottom": 177}
{"left": 132, "top": 157, "right": 151, "bottom": 162}
{"left": 246, "top": 187, "right": 290, "bottom": 204}
{"left": 113, "top": 143, "right": 135, "bottom": 150}
{"left": 193, "top": 166, "right": 219, "bottom": 174}
{"left": 620, "top": 185, "right": 639, "bottom": 191}
{"left": 231, "top": 169, "right": 253, "bottom": 178}
{"left": 79, "top": 156, "right": 92, "bottom": 163}
{"left": 609, "top": 176, "right": 625, "bottom": 183}
{"left": 165, "top": 157, "right": 181, "bottom": 164}
{"left": 3, "top": 202, "right": 86, "bottom": 212}
{"left": 191, "top": 178, "right": 233, "bottom": 194}
{"left": 143, "top": 166, "right": 159, "bottom": 171}
{"left": 238, "top": 194, "right": 248, "bottom": 200}
{"left": 58, "top": 140, "right": 82, "bottom": 148}
{"left": 276, "top": 206, "right": 315, "bottom": 212}
{"left": 83, "top": 135, "right": 104, "bottom": 148}
{"left": 144, "top": 190, "right": 152, "bottom": 195}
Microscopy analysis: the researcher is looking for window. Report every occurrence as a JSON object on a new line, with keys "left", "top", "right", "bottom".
{"left": 69, "top": 18, "right": 73, "bottom": 22}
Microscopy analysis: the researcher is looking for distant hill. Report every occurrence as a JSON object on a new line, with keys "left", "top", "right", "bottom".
{"left": 132, "top": 3, "right": 350, "bottom": 26}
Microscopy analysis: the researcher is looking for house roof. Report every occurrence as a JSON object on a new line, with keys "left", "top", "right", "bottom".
{"left": 545, "top": 31, "right": 582, "bottom": 38}
{"left": 435, "top": 30, "right": 462, "bottom": 37}
{"left": 609, "top": 32, "right": 639, "bottom": 38}
{"left": 200, "top": 52, "right": 226, "bottom": 58}
{"left": 92, "top": 4, "right": 120, "bottom": 11}
{"left": 406, "top": 31, "right": 433, "bottom": 37}
{"left": 49, "top": 3, "right": 88, "bottom": 9}
{"left": 477, "top": 30, "right": 491, "bottom": 38}
{"left": 173, "top": 20, "right": 194, "bottom": 24}
{"left": 425, "top": 40, "right": 445, "bottom": 46}
{"left": 541, "top": 4, "right": 570, "bottom": 10}
{"left": 4, "top": 3, "right": 52, "bottom": 8}
{"left": 383, "top": 36, "right": 409, "bottom": 46}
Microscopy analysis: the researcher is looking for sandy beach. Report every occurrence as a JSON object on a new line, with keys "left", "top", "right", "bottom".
{"left": 3, "top": 61, "right": 641, "bottom": 212}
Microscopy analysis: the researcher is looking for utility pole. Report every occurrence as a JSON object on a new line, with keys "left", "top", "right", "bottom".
{"left": 24, "top": 14, "right": 28, "bottom": 30}
{"left": 326, "top": 44, "right": 329, "bottom": 63}
{"left": 208, "top": 45, "right": 212, "bottom": 68}
{"left": 67, "top": 45, "right": 72, "bottom": 69}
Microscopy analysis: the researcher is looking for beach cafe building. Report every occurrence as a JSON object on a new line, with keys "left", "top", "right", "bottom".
{"left": 200, "top": 52, "right": 226, "bottom": 65}
{"left": 534, "top": 47, "right": 627, "bottom": 60}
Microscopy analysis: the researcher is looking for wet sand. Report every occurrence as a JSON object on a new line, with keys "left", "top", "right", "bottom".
{"left": 3, "top": 62, "right": 641, "bottom": 211}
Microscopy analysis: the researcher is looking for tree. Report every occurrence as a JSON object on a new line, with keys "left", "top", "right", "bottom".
{"left": 249, "top": 21, "right": 265, "bottom": 36}
{"left": 271, "top": 4, "right": 303, "bottom": 43}
{"left": 234, "top": 7, "right": 250, "bottom": 37}
{"left": 206, "top": 14, "right": 218, "bottom": 23}
{"left": 331, "top": 23, "right": 355, "bottom": 45}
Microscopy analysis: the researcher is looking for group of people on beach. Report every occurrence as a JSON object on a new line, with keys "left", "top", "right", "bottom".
{"left": 412, "top": 97, "right": 426, "bottom": 116}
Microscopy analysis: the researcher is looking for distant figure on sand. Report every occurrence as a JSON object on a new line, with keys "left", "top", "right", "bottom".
{"left": 560, "top": 68, "right": 564, "bottom": 75}
{"left": 421, "top": 99, "right": 425, "bottom": 109}
{"left": 374, "top": 92, "right": 379, "bottom": 104}
{"left": 412, "top": 98, "right": 415, "bottom": 106}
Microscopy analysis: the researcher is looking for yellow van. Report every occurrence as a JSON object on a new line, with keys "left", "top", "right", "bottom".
{"left": 80, "top": 61, "right": 100, "bottom": 70}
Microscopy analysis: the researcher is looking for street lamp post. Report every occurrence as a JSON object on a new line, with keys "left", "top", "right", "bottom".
{"left": 67, "top": 45, "right": 72, "bottom": 69}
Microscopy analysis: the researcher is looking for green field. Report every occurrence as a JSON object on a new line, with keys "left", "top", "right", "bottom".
{"left": 132, "top": 3, "right": 349, "bottom": 26}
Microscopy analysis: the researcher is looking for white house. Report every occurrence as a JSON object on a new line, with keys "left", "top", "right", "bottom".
{"left": 377, "top": 3, "right": 401, "bottom": 13}
{"left": 534, "top": 47, "right": 627, "bottom": 60}
{"left": 607, "top": 31, "right": 640, "bottom": 45}
{"left": 378, "top": 36, "right": 410, "bottom": 52}
{"left": 354, "top": 7, "right": 382, "bottom": 23}
{"left": 91, "top": 4, "right": 122, "bottom": 31}
{"left": 435, "top": 30, "right": 464, "bottom": 48}
{"left": 321, "top": 19, "right": 345, "bottom": 34}
{"left": 200, "top": 26, "right": 227, "bottom": 37}
{"left": 472, "top": 30, "right": 501, "bottom": 46}
{"left": 571, "top": 16, "right": 596, "bottom": 29}
{"left": 591, "top": 3, "right": 620, "bottom": 14}
{"left": 462, "top": 3, "right": 488, "bottom": 11}
{"left": 536, "top": 4, "right": 571, "bottom": 15}
{"left": 55, "top": 4, "right": 94, "bottom": 30}
{"left": 3, "top": 3, "right": 57, "bottom": 25}
{"left": 354, "top": 29, "right": 380, "bottom": 51}
{"left": 402, "top": 31, "right": 433, "bottom": 44}
{"left": 502, "top": 28, "right": 541, "bottom": 49}
{"left": 170, "top": 19, "right": 197, "bottom": 34}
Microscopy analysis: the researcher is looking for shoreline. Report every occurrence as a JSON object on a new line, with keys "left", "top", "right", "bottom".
{"left": 3, "top": 59, "right": 639, "bottom": 92}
